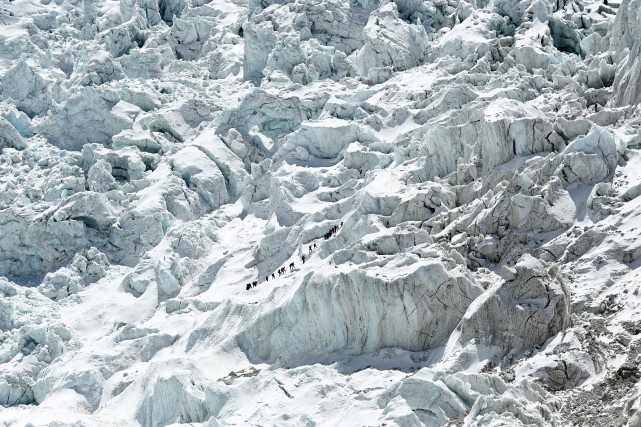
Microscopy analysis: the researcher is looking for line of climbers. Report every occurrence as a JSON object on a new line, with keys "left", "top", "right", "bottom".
{"left": 245, "top": 222, "right": 344, "bottom": 291}
{"left": 323, "top": 222, "right": 343, "bottom": 240}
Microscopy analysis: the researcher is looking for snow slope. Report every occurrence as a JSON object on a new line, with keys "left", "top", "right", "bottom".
{"left": 0, "top": 0, "right": 641, "bottom": 425}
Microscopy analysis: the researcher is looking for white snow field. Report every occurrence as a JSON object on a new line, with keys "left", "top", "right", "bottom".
{"left": 0, "top": 0, "right": 641, "bottom": 425}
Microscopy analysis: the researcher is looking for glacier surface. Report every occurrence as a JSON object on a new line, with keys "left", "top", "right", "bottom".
{"left": 1, "top": 0, "right": 641, "bottom": 425}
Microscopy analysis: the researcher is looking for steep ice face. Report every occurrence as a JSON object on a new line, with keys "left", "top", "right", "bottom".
{"left": 0, "top": 0, "right": 640, "bottom": 425}
{"left": 40, "top": 89, "right": 135, "bottom": 151}
{"left": 454, "top": 254, "right": 572, "bottom": 361}
{"left": 610, "top": 0, "right": 641, "bottom": 108}
{"left": 232, "top": 257, "right": 484, "bottom": 362}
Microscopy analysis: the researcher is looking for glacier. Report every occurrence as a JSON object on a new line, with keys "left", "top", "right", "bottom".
{"left": 1, "top": 0, "right": 641, "bottom": 425}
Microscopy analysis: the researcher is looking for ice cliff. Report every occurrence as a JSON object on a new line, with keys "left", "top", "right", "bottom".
{"left": 1, "top": 0, "right": 641, "bottom": 425}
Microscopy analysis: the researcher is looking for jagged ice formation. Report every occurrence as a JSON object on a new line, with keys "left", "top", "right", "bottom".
{"left": 1, "top": 0, "right": 641, "bottom": 425}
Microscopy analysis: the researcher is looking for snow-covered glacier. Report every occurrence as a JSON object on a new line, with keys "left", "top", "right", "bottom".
{"left": 1, "top": 0, "right": 641, "bottom": 425}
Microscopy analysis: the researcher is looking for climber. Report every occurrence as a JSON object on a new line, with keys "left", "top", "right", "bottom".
{"left": 246, "top": 283, "right": 251, "bottom": 291}
{"left": 309, "top": 245, "right": 313, "bottom": 254}
{"left": 301, "top": 255, "right": 306, "bottom": 264}
{"left": 289, "top": 262, "right": 294, "bottom": 272}
{"left": 313, "top": 243, "right": 316, "bottom": 249}
{"left": 252, "top": 281, "right": 258, "bottom": 288}
{"left": 272, "top": 273, "right": 275, "bottom": 280}
{"left": 266, "top": 276, "right": 269, "bottom": 282}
